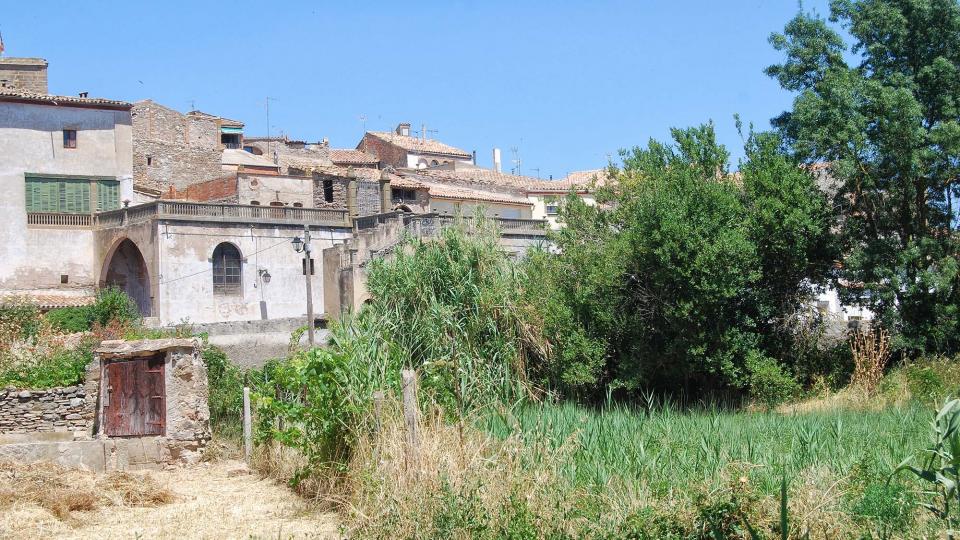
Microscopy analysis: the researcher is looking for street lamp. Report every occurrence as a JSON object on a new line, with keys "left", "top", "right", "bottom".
{"left": 291, "top": 236, "right": 304, "bottom": 253}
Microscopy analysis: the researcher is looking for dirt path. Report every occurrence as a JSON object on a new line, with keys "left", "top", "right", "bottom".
{"left": 2, "top": 460, "right": 339, "bottom": 539}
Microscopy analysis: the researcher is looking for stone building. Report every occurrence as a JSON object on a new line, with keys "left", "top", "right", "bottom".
{"left": 131, "top": 101, "right": 234, "bottom": 192}
{"left": 0, "top": 57, "right": 48, "bottom": 93}
{"left": 0, "top": 88, "right": 133, "bottom": 309}
{"left": 0, "top": 338, "right": 212, "bottom": 471}
{"left": 359, "top": 123, "right": 474, "bottom": 169}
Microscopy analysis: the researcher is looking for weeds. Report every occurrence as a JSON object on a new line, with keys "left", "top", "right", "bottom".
{"left": 851, "top": 328, "right": 891, "bottom": 394}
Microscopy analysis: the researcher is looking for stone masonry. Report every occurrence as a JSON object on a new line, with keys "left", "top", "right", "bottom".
{"left": 0, "top": 386, "right": 92, "bottom": 435}
{"left": 132, "top": 100, "right": 225, "bottom": 192}
{"left": 0, "top": 58, "right": 48, "bottom": 93}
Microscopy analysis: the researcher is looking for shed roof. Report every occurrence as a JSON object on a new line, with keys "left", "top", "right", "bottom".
{"left": 0, "top": 89, "right": 131, "bottom": 110}
{"left": 366, "top": 131, "right": 471, "bottom": 158}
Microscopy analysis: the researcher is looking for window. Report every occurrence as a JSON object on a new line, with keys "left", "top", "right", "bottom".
{"left": 269, "top": 201, "right": 284, "bottom": 207}
{"left": 430, "top": 159, "right": 439, "bottom": 166}
{"left": 212, "top": 243, "right": 242, "bottom": 295}
{"left": 323, "top": 179, "right": 334, "bottom": 203}
{"left": 147, "top": 156, "right": 153, "bottom": 166}
{"left": 250, "top": 200, "right": 260, "bottom": 206}
{"left": 392, "top": 188, "right": 417, "bottom": 203}
{"left": 24, "top": 176, "right": 120, "bottom": 214}
{"left": 545, "top": 204, "right": 559, "bottom": 215}
{"left": 63, "top": 129, "right": 77, "bottom": 149}
{"left": 221, "top": 133, "right": 241, "bottom": 149}
{"left": 293, "top": 202, "right": 303, "bottom": 208}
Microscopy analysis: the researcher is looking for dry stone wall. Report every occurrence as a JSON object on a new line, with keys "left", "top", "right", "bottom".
{"left": 0, "top": 386, "right": 93, "bottom": 435}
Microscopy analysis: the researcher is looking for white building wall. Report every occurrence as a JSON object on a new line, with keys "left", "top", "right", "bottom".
{"left": 0, "top": 101, "right": 132, "bottom": 294}
{"left": 528, "top": 193, "right": 596, "bottom": 229}
{"left": 156, "top": 221, "right": 352, "bottom": 325}
{"left": 431, "top": 199, "right": 532, "bottom": 219}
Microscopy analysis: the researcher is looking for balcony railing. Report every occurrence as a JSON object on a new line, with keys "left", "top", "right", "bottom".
{"left": 26, "top": 212, "right": 93, "bottom": 228}
{"left": 88, "top": 201, "right": 351, "bottom": 229}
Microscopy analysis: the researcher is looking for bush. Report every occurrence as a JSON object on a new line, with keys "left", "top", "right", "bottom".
{"left": 0, "top": 300, "right": 41, "bottom": 346}
{"left": 45, "top": 306, "right": 92, "bottom": 333}
{"left": 89, "top": 287, "right": 140, "bottom": 327}
{"left": 202, "top": 344, "right": 246, "bottom": 435}
{"left": 746, "top": 352, "right": 801, "bottom": 407}
{"left": 851, "top": 482, "right": 915, "bottom": 535}
{"left": 0, "top": 343, "right": 92, "bottom": 388}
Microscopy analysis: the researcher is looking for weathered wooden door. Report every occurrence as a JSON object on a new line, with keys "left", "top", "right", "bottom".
{"left": 103, "top": 355, "right": 166, "bottom": 436}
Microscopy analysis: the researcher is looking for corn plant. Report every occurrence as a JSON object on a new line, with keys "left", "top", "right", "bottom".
{"left": 894, "top": 398, "right": 960, "bottom": 531}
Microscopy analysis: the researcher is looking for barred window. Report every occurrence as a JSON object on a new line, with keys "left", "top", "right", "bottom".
{"left": 212, "top": 243, "right": 242, "bottom": 296}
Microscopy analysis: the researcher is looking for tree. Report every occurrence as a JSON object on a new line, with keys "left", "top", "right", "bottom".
{"left": 526, "top": 124, "right": 834, "bottom": 400}
{"left": 767, "top": 0, "right": 960, "bottom": 354}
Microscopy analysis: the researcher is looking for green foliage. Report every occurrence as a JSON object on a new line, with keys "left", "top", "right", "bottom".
{"left": 89, "top": 286, "right": 141, "bottom": 327}
{"left": 44, "top": 307, "right": 92, "bottom": 333}
{"left": 894, "top": 398, "right": 960, "bottom": 527}
{"left": 852, "top": 482, "right": 915, "bottom": 535}
{"left": 767, "top": 0, "right": 960, "bottom": 355}
{"left": 0, "top": 343, "right": 92, "bottom": 388}
{"left": 745, "top": 352, "right": 801, "bottom": 407}
{"left": 201, "top": 343, "right": 247, "bottom": 435}
{"left": 526, "top": 124, "right": 833, "bottom": 398}
{"left": 0, "top": 301, "right": 41, "bottom": 343}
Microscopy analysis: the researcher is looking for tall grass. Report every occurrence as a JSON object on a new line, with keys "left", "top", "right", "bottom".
{"left": 481, "top": 400, "right": 930, "bottom": 498}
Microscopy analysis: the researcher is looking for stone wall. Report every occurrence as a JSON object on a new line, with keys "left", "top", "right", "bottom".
{"left": 357, "top": 180, "right": 383, "bottom": 216}
{"left": 0, "top": 58, "right": 48, "bottom": 93}
{"left": 312, "top": 172, "right": 350, "bottom": 209}
{"left": 0, "top": 386, "right": 92, "bottom": 435}
{"left": 132, "top": 101, "right": 224, "bottom": 192}
{"left": 166, "top": 175, "right": 239, "bottom": 203}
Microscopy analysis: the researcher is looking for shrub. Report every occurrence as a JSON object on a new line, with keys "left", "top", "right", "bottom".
{"left": 202, "top": 343, "right": 246, "bottom": 435}
{"left": 0, "top": 342, "right": 92, "bottom": 388}
{"left": 89, "top": 287, "right": 140, "bottom": 327}
{"left": 850, "top": 328, "right": 891, "bottom": 394}
{"left": 0, "top": 300, "right": 41, "bottom": 347}
{"left": 746, "top": 352, "right": 801, "bottom": 407}
{"left": 45, "top": 306, "right": 92, "bottom": 333}
{"left": 851, "top": 482, "right": 915, "bottom": 535}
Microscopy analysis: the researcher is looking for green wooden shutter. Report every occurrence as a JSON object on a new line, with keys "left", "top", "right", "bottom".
{"left": 62, "top": 180, "right": 90, "bottom": 213}
{"left": 96, "top": 180, "right": 119, "bottom": 211}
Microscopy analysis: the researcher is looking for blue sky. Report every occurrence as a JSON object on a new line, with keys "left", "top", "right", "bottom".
{"left": 2, "top": 1, "right": 832, "bottom": 179}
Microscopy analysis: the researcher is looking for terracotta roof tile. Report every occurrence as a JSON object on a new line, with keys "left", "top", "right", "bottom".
{"left": 423, "top": 182, "right": 531, "bottom": 205}
{"left": 330, "top": 149, "right": 379, "bottom": 165}
{"left": 0, "top": 89, "right": 131, "bottom": 109}
{"left": 367, "top": 132, "right": 471, "bottom": 158}
{"left": 0, "top": 292, "right": 95, "bottom": 309}
{"left": 528, "top": 169, "right": 611, "bottom": 192}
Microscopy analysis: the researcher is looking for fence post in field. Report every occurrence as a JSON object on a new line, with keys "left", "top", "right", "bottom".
{"left": 401, "top": 370, "right": 420, "bottom": 475}
{"left": 243, "top": 386, "right": 252, "bottom": 464}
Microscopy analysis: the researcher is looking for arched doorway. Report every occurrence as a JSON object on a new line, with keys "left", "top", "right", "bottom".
{"left": 103, "top": 239, "right": 152, "bottom": 316}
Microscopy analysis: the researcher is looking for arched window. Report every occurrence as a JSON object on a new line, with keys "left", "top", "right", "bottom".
{"left": 212, "top": 243, "right": 242, "bottom": 296}
{"left": 430, "top": 159, "right": 439, "bottom": 166}
{"left": 250, "top": 200, "right": 260, "bottom": 206}
{"left": 269, "top": 201, "right": 284, "bottom": 207}
{"left": 293, "top": 202, "right": 303, "bottom": 208}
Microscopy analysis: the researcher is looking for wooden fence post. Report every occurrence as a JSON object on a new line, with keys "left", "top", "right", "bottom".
{"left": 243, "top": 386, "right": 252, "bottom": 465}
{"left": 401, "top": 370, "right": 420, "bottom": 475}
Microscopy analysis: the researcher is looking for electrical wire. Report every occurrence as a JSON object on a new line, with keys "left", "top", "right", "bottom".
{"left": 157, "top": 237, "right": 292, "bottom": 285}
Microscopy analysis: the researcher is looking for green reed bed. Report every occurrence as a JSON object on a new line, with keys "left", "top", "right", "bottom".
{"left": 481, "top": 401, "right": 931, "bottom": 497}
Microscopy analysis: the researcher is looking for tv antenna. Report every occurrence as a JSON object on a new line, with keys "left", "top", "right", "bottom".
{"left": 510, "top": 146, "right": 522, "bottom": 176}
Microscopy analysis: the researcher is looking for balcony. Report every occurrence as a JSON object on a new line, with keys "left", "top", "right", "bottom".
{"left": 92, "top": 201, "right": 351, "bottom": 229}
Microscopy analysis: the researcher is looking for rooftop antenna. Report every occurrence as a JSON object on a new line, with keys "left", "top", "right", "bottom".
{"left": 510, "top": 146, "right": 521, "bottom": 176}
{"left": 530, "top": 167, "right": 540, "bottom": 179}
{"left": 265, "top": 97, "right": 278, "bottom": 161}
{"left": 359, "top": 114, "right": 367, "bottom": 134}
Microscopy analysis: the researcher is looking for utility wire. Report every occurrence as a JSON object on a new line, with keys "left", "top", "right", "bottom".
{"left": 158, "top": 238, "right": 292, "bottom": 285}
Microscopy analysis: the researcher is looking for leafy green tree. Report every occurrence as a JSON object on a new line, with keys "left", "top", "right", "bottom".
{"left": 767, "top": 0, "right": 960, "bottom": 354}
{"left": 528, "top": 124, "right": 835, "bottom": 398}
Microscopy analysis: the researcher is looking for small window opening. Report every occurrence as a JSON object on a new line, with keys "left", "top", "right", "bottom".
{"left": 250, "top": 200, "right": 260, "bottom": 206}
{"left": 323, "top": 179, "right": 334, "bottom": 203}
{"left": 63, "top": 129, "right": 77, "bottom": 149}
{"left": 60, "top": 274, "right": 69, "bottom": 284}
{"left": 147, "top": 156, "right": 153, "bottom": 166}
{"left": 293, "top": 202, "right": 303, "bottom": 208}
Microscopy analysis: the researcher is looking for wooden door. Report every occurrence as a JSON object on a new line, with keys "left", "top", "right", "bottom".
{"left": 103, "top": 355, "right": 166, "bottom": 437}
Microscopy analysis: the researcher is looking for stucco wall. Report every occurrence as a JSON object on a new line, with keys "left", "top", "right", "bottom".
{"left": 528, "top": 193, "right": 596, "bottom": 229}
{"left": 431, "top": 199, "right": 532, "bottom": 219}
{"left": 155, "top": 221, "right": 352, "bottom": 325}
{"left": 238, "top": 173, "right": 313, "bottom": 207}
{"left": 0, "top": 101, "right": 132, "bottom": 294}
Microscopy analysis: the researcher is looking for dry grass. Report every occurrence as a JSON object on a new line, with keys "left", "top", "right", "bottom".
{"left": 0, "top": 459, "right": 338, "bottom": 539}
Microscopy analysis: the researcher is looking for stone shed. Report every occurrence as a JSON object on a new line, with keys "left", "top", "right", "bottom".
{"left": 0, "top": 338, "right": 211, "bottom": 471}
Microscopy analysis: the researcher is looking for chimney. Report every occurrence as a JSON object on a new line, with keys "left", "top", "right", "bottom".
{"left": 493, "top": 148, "right": 502, "bottom": 173}
{"left": 472, "top": 150, "right": 477, "bottom": 165}
{"left": 396, "top": 123, "right": 411, "bottom": 137}
{"left": 78, "top": 91, "right": 88, "bottom": 98}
